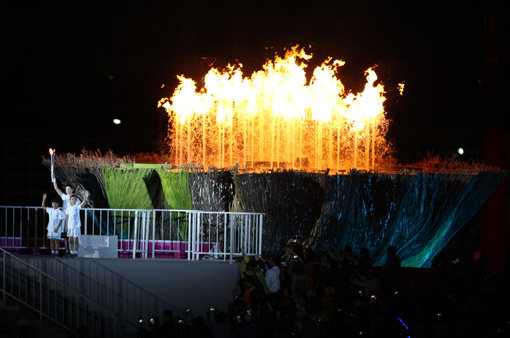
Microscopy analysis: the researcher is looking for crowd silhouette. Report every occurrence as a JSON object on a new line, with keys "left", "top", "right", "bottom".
{"left": 138, "top": 239, "right": 509, "bottom": 338}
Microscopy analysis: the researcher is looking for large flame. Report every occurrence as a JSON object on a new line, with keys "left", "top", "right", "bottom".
{"left": 159, "top": 46, "right": 393, "bottom": 172}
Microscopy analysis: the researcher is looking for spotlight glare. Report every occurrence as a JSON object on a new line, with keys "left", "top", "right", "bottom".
{"left": 458, "top": 148, "right": 464, "bottom": 155}
{"left": 113, "top": 119, "right": 121, "bottom": 125}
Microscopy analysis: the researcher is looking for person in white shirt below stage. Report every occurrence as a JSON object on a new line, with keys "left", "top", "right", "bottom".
{"left": 41, "top": 193, "right": 66, "bottom": 257}
{"left": 65, "top": 190, "right": 89, "bottom": 258}
{"left": 53, "top": 181, "right": 80, "bottom": 257}
{"left": 265, "top": 254, "right": 281, "bottom": 295}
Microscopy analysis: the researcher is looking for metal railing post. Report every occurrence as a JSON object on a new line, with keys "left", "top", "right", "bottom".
{"left": 132, "top": 211, "right": 139, "bottom": 259}
{"left": 197, "top": 212, "right": 201, "bottom": 260}
{"left": 152, "top": 211, "right": 156, "bottom": 259}
{"left": 247, "top": 215, "right": 251, "bottom": 255}
{"left": 84, "top": 209, "right": 88, "bottom": 235}
{"left": 191, "top": 212, "right": 196, "bottom": 260}
{"left": 223, "top": 214, "right": 227, "bottom": 261}
{"left": 259, "top": 214, "right": 263, "bottom": 256}
{"left": 187, "top": 212, "right": 192, "bottom": 260}
{"left": 141, "top": 212, "right": 146, "bottom": 258}
{"left": 145, "top": 211, "right": 150, "bottom": 259}
{"left": 229, "top": 214, "right": 233, "bottom": 264}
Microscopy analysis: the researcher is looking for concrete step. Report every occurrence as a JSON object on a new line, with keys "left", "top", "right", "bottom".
{"left": 34, "top": 324, "right": 57, "bottom": 336}
{"left": 27, "top": 318, "right": 71, "bottom": 337}
{"left": 0, "top": 298, "right": 19, "bottom": 312}
{"left": 1, "top": 296, "right": 73, "bottom": 337}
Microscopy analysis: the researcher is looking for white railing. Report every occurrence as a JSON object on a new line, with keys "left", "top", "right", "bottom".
{"left": 79, "top": 207, "right": 152, "bottom": 258}
{"left": 0, "top": 206, "right": 43, "bottom": 249}
{"left": 0, "top": 206, "right": 264, "bottom": 261}
{"left": 149, "top": 209, "right": 191, "bottom": 258}
{"left": 184, "top": 210, "right": 264, "bottom": 262}
{"left": 0, "top": 247, "right": 135, "bottom": 337}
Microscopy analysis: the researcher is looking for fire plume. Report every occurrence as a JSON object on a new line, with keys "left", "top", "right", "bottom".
{"left": 159, "top": 46, "right": 393, "bottom": 172}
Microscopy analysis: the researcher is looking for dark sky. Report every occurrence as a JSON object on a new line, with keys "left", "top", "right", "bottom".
{"left": 4, "top": 1, "right": 495, "bottom": 149}
{"left": 2, "top": 0, "right": 507, "bottom": 203}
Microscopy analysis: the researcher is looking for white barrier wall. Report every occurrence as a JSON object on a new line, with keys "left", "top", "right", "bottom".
{"left": 22, "top": 256, "right": 240, "bottom": 324}
{"left": 78, "top": 235, "right": 118, "bottom": 258}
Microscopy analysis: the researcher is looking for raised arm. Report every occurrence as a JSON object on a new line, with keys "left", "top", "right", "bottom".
{"left": 79, "top": 190, "right": 90, "bottom": 208}
{"left": 53, "top": 181, "right": 64, "bottom": 198}
{"left": 41, "top": 193, "right": 47, "bottom": 209}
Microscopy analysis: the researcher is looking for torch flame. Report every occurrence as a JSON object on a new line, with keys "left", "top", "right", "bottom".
{"left": 160, "top": 45, "right": 394, "bottom": 172}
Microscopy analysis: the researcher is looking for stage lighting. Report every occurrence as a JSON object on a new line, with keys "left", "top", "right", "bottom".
{"left": 458, "top": 148, "right": 464, "bottom": 155}
{"left": 113, "top": 119, "right": 121, "bottom": 125}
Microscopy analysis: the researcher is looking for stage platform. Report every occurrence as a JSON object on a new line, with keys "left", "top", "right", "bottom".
{"left": 14, "top": 254, "right": 240, "bottom": 325}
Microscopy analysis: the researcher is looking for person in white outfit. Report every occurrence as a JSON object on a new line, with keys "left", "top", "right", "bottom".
{"left": 265, "top": 255, "right": 281, "bottom": 294}
{"left": 53, "top": 182, "right": 80, "bottom": 256}
{"left": 41, "top": 193, "right": 66, "bottom": 257}
{"left": 65, "top": 190, "right": 89, "bottom": 258}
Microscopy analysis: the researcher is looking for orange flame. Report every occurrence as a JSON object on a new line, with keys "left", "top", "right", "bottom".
{"left": 398, "top": 82, "right": 405, "bottom": 95}
{"left": 159, "top": 46, "right": 394, "bottom": 172}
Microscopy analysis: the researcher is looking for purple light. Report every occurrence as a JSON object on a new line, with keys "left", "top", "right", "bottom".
{"left": 397, "top": 317, "right": 409, "bottom": 331}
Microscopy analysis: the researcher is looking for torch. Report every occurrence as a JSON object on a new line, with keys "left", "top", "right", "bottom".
{"left": 49, "top": 148, "right": 55, "bottom": 182}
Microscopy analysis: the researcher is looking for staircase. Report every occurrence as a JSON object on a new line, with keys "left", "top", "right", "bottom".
{"left": 0, "top": 248, "right": 136, "bottom": 337}
{"left": 23, "top": 255, "right": 179, "bottom": 326}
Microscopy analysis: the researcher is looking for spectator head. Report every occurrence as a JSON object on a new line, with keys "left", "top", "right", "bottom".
{"left": 301, "top": 315, "right": 312, "bottom": 327}
{"left": 269, "top": 254, "right": 281, "bottom": 268}
{"left": 323, "top": 286, "right": 335, "bottom": 296}
{"left": 163, "top": 310, "right": 173, "bottom": 321}
{"left": 360, "top": 248, "right": 370, "bottom": 258}
{"left": 304, "top": 247, "right": 315, "bottom": 262}
{"left": 295, "top": 295, "right": 306, "bottom": 306}
{"left": 191, "top": 316, "right": 205, "bottom": 329}
{"left": 473, "top": 250, "right": 481, "bottom": 262}
{"left": 281, "top": 288, "right": 290, "bottom": 298}
{"left": 214, "top": 310, "right": 227, "bottom": 323}
{"left": 366, "top": 268, "right": 378, "bottom": 279}
{"left": 247, "top": 258, "right": 261, "bottom": 270}
{"left": 241, "top": 277, "right": 253, "bottom": 289}
{"left": 343, "top": 245, "right": 353, "bottom": 255}
{"left": 326, "top": 244, "right": 341, "bottom": 262}
{"left": 293, "top": 261, "right": 305, "bottom": 274}
{"left": 479, "top": 256, "right": 489, "bottom": 270}
{"left": 387, "top": 245, "right": 398, "bottom": 257}
{"left": 183, "top": 308, "right": 193, "bottom": 325}
{"left": 293, "top": 242, "right": 304, "bottom": 259}
{"left": 285, "top": 247, "right": 294, "bottom": 258}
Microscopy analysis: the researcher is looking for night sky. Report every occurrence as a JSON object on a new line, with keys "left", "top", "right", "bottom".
{"left": 2, "top": 0, "right": 507, "bottom": 204}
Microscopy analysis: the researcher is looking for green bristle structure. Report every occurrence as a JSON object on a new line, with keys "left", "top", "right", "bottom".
{"left": 157, "top": 170, "right": 192, "bottom": 239}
